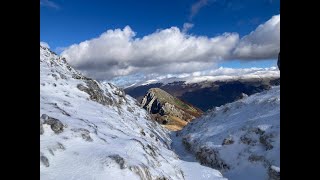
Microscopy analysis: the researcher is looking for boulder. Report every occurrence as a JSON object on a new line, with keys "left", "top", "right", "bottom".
{"left": 108, "top": 154, "right": 127, "bottom": 169}
{"left": 41, "top": 114, "right": 64, "bottom": 134}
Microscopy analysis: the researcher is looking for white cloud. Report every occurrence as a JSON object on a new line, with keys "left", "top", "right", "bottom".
{"left": 40, "top": 41, "right": 50, "bottom": 48}
{"left": 62, "top": 26, "right": 239, "bottom": 80}
{"left": 182, "top": 23, "right": 194, "bottom": 33}
{"left": 61, "top": 14, "right": 280, "bottom": 81}
{"left": 190, "top": 0, "right": 209, "bottom": 20}
{"left": 232, "top": 15, "right": 280, "bottom": 59}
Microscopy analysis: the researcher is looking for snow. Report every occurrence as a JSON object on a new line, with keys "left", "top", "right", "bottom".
{"left": 177, "top": 86, "right": 280, "bottom": 180}
{"left": 184, "top": 73, "right": 279, "bottom": 84}
{"left": 122, "top": 67, "right": 280, "bottom": 88}
{"left": 141, "top": 79, "right": 159, "bottom": 86}
{"left": 179, "top": 162, "right": 226, "bottom": 180}
{"left": 271, "top": 165, "right": 280, "bottom": 172}
{"left": 40, "top": 45, "right": 226, "bottom": 180}
{"left": 257, "top": 124, "right": 272, "bottom": 132}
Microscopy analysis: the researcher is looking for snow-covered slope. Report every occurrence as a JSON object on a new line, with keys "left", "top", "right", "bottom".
{"left": 40, "top": 45, "right": 226, "bottom": 180}
{"left": 177, "top": 86, "right": 280, "bottom": 180}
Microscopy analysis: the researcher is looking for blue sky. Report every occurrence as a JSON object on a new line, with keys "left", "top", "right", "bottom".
{"left": 218, "top": 59, "right": 277, "bottom": 68}
{"left": 40, "top": 0, "right": 280, "bottom": 86}
{"left": 41, "top": 0, "right": 279, "bottom": 50}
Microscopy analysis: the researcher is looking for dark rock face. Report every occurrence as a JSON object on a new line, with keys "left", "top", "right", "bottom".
{"left": 182, "top": 136, "right": 229, "bottom": 172}
{"left": 248, "top": 154, "right": 265, "bottom": 163}
{"left": 196, "top": 146, "right": 230, "bottom": 171}
{"left": 240, "top": 134, "right": 258, "bottom": 146}
{"left": 71, "top": 128, "right": 93, "bottom": 142}
{"left": 141, "top": 88, "right": 202, "bottom": 118}
{"left": 259, "top": 133, "right": 275, "bottom": 150}
{"left": 222, "top": 136, "right": 234, "bottom": 145}
{"left": 140, "top": 88, "right": 203, "bottom": 130}
{"left": 277, "top": 52, "right": 280, "bottom": 70}
{"left": 141, "top": 92, "right": 163, "bottom": 114}
{"left": 57, "top": 142, "right": 66, "bottom": 150}
{"left": 40, "top": 155, "right": 50, "bottom": 167}
{"left": 77, "top": 79, "right": 113, "bottom": 106}
{"left": 108, "top": 154, "right": 127, "bottom": 169}
{"left": 41, "top": 114, "right": 64, "bottom": 134}
{"left": 72, "top": 73, "right": 91, "bottom": 80}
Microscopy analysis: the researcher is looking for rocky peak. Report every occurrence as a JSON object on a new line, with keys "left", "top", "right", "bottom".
{"left": 141, "top": 88, "right": 202, "bottom": 131}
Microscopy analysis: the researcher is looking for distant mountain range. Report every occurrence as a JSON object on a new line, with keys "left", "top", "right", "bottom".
{"left": 125, "top": 76, "right": 280, "bottom": 112}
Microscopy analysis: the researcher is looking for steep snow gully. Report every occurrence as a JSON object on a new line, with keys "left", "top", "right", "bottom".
{"left": 40, "top": 44, "right": 279, "bottom": 180}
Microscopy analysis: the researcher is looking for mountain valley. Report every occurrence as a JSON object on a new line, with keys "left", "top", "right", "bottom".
{"left": 40, "top": 45, "right": 280, "bottom": 180}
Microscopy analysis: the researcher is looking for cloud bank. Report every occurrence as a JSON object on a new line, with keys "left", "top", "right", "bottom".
{"left": 111, "top": 67, "right": 280, "bottom": 88}
{"left": 233, "top": 15, "right": 280, "bottom": 59}
{"left": 61, "top": 14, "right": 280, "bottom": 81}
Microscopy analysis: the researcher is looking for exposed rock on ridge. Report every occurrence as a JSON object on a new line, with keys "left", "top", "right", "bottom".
{"left": 141, "top": 88, "right": 202, "bottom": 131}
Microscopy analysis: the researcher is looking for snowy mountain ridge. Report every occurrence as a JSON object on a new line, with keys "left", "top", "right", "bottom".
{"left": 40, "top": 45, "right": 226, "bottom": 180}
{"left": 176, "top": 86, "right": 280, "bottom": 180}
{"left": 115, "top": 67, "right": 279, "bottom": 88}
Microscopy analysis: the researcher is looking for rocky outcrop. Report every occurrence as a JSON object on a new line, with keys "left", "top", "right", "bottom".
{"left": 222, "top": 136, "right": 234, "bottom": 145}
{"left": 41, "top": 114, "right": 64, "bottom": 134}
{"left": 77, "top": 80, "right": 114, "bottom": 106}
{"left": 141, "top": 88, "right": 202, "bottom": 131}
{"left": 40, "top": 155, "right": 50, "bottom": 167}
{"left": 108, "top": 154, "right": 127, "bottom": 169}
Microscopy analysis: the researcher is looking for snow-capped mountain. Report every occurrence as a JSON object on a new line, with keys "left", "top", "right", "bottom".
{"left": 176, "top": 86, "right": 280, "bottom": 180}
{"left": 125, "top": 77, "right": 280, "bottom": 112}
{"left": 40, "top": 45, "right": 226, "bottom": 180}
{"left": 114, "top": 67, "right": 280, "bottom": 89}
